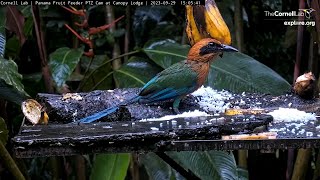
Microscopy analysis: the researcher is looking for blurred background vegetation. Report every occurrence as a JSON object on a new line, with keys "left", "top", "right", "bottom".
{"left": 0, "top": 0, "right": 319, "bottom": 179}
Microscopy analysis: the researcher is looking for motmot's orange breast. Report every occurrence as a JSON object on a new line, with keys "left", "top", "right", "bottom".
{"left": 189, "top": 61, "right": 210, "bottom": 89}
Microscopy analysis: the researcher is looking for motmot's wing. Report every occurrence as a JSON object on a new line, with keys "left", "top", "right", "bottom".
{"left": 138, "top": 60, "right": 198, "bottom": 103}
{"left": 77, "top": 61, "right": 197, "bottom": 123}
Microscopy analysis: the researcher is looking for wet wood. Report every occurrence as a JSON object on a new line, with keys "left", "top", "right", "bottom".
{"left": 13, "top": 113, "right": 272, "bottom": 158}
{"left": 13, "top": 88, "right": 320, "bottom": 158}
{"left": 36, "top": 88, "right": 320, "bottom": 124}
{"left": 36, "top": 89, "right": 200, "bottom": 123}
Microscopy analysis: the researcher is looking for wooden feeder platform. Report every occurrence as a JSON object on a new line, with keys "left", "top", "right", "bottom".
{"left": 12, "top": 88, "right": 320, "bottom": 158}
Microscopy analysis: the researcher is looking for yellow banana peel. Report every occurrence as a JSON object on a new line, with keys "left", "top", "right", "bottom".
{"left": 186, "top": 0, "right": 231, "bottom": 46}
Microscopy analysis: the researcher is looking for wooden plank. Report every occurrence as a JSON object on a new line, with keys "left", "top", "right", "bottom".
{"left": 13, "top": 114, "right": 272, "bottom": 158}
{"left": 36, "top": 88, "right": 320, "bottom": 123}
{"left": 36, "top": 89, "right": 201, "bottom": 123}
{"left": 13, "top": 88, "right": 320, "bottom": 158}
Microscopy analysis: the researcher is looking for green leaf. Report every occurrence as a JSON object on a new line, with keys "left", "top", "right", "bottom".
{"left": 113, "top": 56, "right": 162, "bottom": 88}
{"left": 0, "top": 80, "right": 28, "bottom": 105}
{"left": 143, "top": 39, "right": 189, "bottom": 69}
{"left": 208, "top": 52, "right": 291, "bottom": 95}
{"left": 237, "top": 168, "right": 249, "bottom": 180}
{"left": 23, "top": 16, "right": 34, "bottom": 38}
{"left": 141, "top": 153, "right": 185, "bottom": 180}
{"left": 149, "top": 21, "right": 183, "bottom": 41}
{"left": 80, "top": 55, "right": 113, "bottom": 91}
{"left": 18, "top": 5, "right": 32, "bottom": 17}
{"left": 90, "top": 153, "right": 131, "bottom": 180}
{"left": 142, "top": 151, "right": 247, "bottom": 180}
{"left": 167, "top": 151, "right": 245, "bottom": 180}
{"left": 263, "top": 0, "right": 282, "bottom": 11}
{"left": 143, "top": 39, "right": 291, "bottom": 95}
{"left": 22, "top": 73, "right": 45, "bottom": 98}
{"left": 0, "top": 57, "right": 28, "bottom": 104}
{"left": 5, "top": 36, "right": 20, "bottom": 58}
{"left": 0, "top": 117, "right": 8, "bottom": 146}
{"left": 49, "top": 47, "right": 83, "bottom": 88}
{"left": 0, "top": 58, "right": 28, "bottom": 101}
{"left": 133, "top": 6, "right": 172, "bottom": 46}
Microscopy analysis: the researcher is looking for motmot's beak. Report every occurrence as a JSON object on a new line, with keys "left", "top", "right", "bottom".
{"left": 199, "top": 41, "right": 238, "bottom": 57}
{"left": 218, "top": 44, "right": 238, "bottom": 58}
{"left": 221, "top": 44, "right": 238, "bottom": 52}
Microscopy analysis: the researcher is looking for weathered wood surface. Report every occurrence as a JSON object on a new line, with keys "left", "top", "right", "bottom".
{"left": 13, "top": 113, "right": 272, "bottom": 158}
{"left": 13, "top": 88, "right": 320, "bottom": 158}
{"left": 36, "top": 89, "right": 201, "bottom": 123}
{"left": 36, "top": 88, "right": 320, "bottom": 123}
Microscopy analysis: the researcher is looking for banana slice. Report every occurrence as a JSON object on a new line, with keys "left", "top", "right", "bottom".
{"left": 21, "top": 99, "right": 49, "bottom": 125}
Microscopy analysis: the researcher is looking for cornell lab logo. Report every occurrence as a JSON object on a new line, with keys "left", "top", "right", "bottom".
{"left": 299, "top": 8, "right": 316, "bottom": 19}
{"left": 264, "top": 8, "right": 316, "bottom": 19}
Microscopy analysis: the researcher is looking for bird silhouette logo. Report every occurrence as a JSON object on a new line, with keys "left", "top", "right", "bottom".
{"left": 299, "top": 8, "right": 316, "bottom": 19}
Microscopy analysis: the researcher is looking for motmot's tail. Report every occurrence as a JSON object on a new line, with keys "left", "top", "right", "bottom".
{"left": 75, "top": 96, "right": 140, "bottom": 124}
{"left": 77, "top": 106, "right": 119, "bottom": 123}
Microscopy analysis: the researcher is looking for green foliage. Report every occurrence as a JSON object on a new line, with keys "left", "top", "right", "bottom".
{"left": 142, "top": 151, "right": 248, "bottom": 180}
{"left": 0, "top": 80, "right": 28, "bottom": 105}
{"left": 22, "top": 73, "right": 45, "bottom": 98}
{"left": 0, "top": 58, "right": 28, "bottom": 104}
{"left": 0, "top": 117, "right": 8, "bottom": 146}
{"left": 237, "top": 168, "right": 249, "bottom": 180}
{"left": 209, "top": 52, "right": 291, "bottom": 95}
{"left": 0, "top": 9, "right": 29, "bottom": 105}
{"left": 114, "top": 56, "right": 162, "bottom": 88}
{"left": 241, "top": 0, "right": 295, "bottom": 82}
{"left": 143, "top": 39, "right": 189, "bottom": 68}
{"left": 49, "top": 47, "right": 83, "bottom": 88}
{"left": 263, "top": 0, "right": 282, "bottom": 10}
{"left": 19, "top": 5, "right": 32, "bottom": 17}
{"left": 169, "top": 151, "right": 247, "bottom": 180}
{"left": 141, "top": 153, "right": 185, "bottom": 180}
{"left": 23, "top": 16, "right": 34, "bottom": 38}
{"left": 133, "top": 6, "right": 173, "bottom": 46}
{"left": 90, "top": 153, "right": 131, "bottom": 180}
{"left": 28, "top": 158, "right": 51, "bottom": 180}
{"left": 80, "top": 55, "right": 113, "bottom": 91}
{"left": 5, "top": 36, "right": 20, "bottom": 59}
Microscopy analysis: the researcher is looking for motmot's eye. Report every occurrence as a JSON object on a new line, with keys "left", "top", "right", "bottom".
{"left": 208, "top": 42, "right": 216, "bottom": 46}
{"left": 199, "top": 41, "right": 224, "bottom": 55}
{"left": 208, "top": 42, "right": 221, "bottom": 48}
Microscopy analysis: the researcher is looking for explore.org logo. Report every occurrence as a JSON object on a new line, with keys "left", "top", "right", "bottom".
{"left": 264, "top": 8, "right": 316, "bottom": 26}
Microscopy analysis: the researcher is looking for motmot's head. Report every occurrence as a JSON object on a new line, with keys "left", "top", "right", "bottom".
{"left": 187, "top": 38, "right": 238, "bottom": 62}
